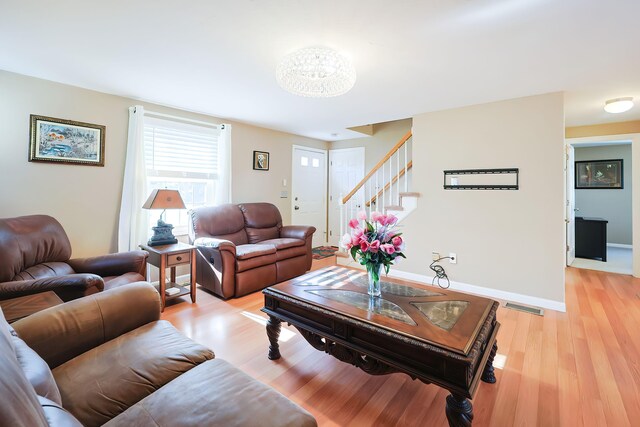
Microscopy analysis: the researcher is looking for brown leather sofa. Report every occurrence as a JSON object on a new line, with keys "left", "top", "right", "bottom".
{"left": 189, "top": 203, "right": 316, "bottom": 299}
{"left": 0, "top": 283, "right": 317, "bottom": 427}
{"left": 0, "top": 215, "right": 148, "bottom": 301}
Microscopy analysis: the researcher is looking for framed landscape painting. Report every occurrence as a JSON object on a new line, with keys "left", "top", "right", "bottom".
{"left": 29, "top": 115, "right": 106, "bottom": 166}
{"left": 575, "top": 159, "right": 623, "bottom": 189}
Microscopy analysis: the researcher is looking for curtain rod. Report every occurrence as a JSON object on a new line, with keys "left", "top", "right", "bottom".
{"left": 144, "top": 110, "right": 224, "bottom": 129}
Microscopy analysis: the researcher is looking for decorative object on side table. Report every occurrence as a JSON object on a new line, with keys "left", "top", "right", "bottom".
{"left": 575, "top": 159, "right": 623, "bottom": 189}
{"left": 341, "top": 211, "right": 406, "bottom": 297}
{"left": 29, "top": 115, "right": 106, "bottom": 166}
{"left": 253, "top": 150, "right": 270, "bottom": 171}
{"left": 142, "top": 189, "right": 186, "bottom": 246}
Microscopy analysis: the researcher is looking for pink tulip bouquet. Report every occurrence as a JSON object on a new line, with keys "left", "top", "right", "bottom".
{"left": 341, "top": 211, "right": 406, "bottom": 296}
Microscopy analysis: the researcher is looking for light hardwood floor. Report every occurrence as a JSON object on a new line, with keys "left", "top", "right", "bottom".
{"left": 162, "top": 257, "right": 640, "bottom": 426}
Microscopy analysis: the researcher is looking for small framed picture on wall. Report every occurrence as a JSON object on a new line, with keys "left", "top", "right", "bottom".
{"left": 253, "top": 150, "right": 269, "bottom": 171}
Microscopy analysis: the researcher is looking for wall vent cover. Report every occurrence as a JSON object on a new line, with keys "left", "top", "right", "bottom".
{"left": 504, "top": 302, "right": 544, "bottom": 316}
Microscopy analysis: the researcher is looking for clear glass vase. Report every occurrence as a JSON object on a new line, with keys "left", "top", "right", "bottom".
{"left": 367, "top": 263, "right": 382, "bottom": 297}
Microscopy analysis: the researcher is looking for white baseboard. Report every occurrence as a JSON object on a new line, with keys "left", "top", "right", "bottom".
{"left": 607, "top": 243, "right": 633, "bottom": 249}
{"left": 336, "top": 257, "right": 566, "bottom": 313}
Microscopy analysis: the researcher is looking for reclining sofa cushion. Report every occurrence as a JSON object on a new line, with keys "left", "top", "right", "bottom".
{"left": 239, "top": 202, "right": 282, "bottom": 243}
{"left": 104, "top": 359, "right": 317, "bottom": 427}
{"left": 236, "top": 244, "right": 277, "bottom": 260}
{"left": 0, "top": 215, "right": 72, "bottom": 283}
{"left": 190, "top": 204, "right": 248, "bottom": 244}
{"left": 260, "top": 238, "right": 307, "bottom": 261}
{"left": 12, "top": 331, "right": 62, "bottom": 404}
{"left": 52, "top": 320, "right": 214, "bottom": 427}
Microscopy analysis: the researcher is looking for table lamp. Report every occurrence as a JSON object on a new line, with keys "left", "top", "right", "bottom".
{"left": 142, "top": 189, "right": 186, "bottom": 246}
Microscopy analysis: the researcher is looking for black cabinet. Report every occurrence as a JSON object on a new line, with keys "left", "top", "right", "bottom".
{"left": 575, "top": 217, "right": 608, "bottom": 261}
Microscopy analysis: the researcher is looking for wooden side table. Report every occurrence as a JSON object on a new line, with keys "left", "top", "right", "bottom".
{"left": 140, "top": 242, "right": 197, "bottom": 311}
{"left": 0, "top": 291, "right": 63, "bottom": 323}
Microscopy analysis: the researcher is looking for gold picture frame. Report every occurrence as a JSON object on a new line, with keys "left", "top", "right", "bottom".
{"left": 29, "top": 115, "right": 106, "bottom": 166}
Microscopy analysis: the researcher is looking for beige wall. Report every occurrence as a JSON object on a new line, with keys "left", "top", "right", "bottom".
{"left": 0, "top": 70, "right": 326, "bottom": 258}
{"left": 398, "top": 93, "right": 566, "bottom": 304}
{"left": 330, "top": 119, "right": 412, "bottom": 171}
{"left": 574, "top": 145, "right": 632, "bottom": 245}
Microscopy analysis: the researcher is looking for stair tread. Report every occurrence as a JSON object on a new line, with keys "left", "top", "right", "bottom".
{"left": 335, "top": 251, "right": 349, "bottom": 258}
{"left": 399, "top": 192, "right": 421, "bottom": 197}
{"left": 385, "top": 205, "right": 404, "bottom": 211}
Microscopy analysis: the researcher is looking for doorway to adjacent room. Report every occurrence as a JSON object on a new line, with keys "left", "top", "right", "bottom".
{"left": 565, "top": 139, "right": 633, "bottom": 275}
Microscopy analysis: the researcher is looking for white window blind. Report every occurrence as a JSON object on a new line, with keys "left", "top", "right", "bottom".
{"left": 144, "top": 117, "right": 220, "bottom": 179}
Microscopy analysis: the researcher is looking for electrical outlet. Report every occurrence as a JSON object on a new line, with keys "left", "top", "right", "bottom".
{"left": 432, "top": 252, "right": 440, "bottom": 261}
{"left": 449, "top": 253, "right": 457, "bottom": 264}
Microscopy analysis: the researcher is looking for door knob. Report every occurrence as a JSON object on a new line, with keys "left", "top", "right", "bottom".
{"left": 294, "top": 206, "right": 300, "bottom": 210}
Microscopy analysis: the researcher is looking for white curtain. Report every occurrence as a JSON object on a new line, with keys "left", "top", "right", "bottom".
{"left": 215, "top": 124, "right": 232, "bottom": 204}
{"left": 118, "top": 105, "right": 149, "bottom": 252}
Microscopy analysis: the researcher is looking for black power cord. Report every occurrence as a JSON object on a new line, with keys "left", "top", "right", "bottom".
{"left": 430, "top": 257, "right": 452, "bottom": 289}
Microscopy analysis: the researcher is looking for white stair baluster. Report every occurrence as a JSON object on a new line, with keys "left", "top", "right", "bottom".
{"left": 404, "top": 142, "right": 408, "bottom": 193}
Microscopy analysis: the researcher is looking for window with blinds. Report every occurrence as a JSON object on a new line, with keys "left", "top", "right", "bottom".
{"left": 143, "top": 116, "right": 222, "bottom": 234}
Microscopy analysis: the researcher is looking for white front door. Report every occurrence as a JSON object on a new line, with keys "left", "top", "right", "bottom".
{"left": 566, "top": 143, "right": 576, "bottom": 265}
{"left": 292, "top": 146, "right": 327, "bottom": 248}
{"left": 328, "top": 147, "right": 365, "bottom": 246}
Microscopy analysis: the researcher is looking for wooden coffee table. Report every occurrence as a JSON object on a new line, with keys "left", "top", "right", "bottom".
{"left": 262, "top": 266, "right": 499, "bottom": 427}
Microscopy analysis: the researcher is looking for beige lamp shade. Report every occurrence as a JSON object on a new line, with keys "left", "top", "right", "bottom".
{"left": 142, "top": 189, "right": 186, "bottom": 210}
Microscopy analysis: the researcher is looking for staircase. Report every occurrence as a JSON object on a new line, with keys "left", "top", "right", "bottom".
{"left": 338, "top": 130, "right": 419, "bottom": 251}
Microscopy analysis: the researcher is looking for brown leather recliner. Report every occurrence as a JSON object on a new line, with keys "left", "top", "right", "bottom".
{"left": 0, "top": 283, "right": 317, "bottom": 426}
{"left": 0, "top": 215, "right": 148, "bottom": 302}
{"left": 189, "top": 203, "right": 316, "bottom": 299}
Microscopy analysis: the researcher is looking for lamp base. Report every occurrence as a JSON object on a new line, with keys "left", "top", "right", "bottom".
{"left": 148, "top": 220, "right": 178, "bottom": 247}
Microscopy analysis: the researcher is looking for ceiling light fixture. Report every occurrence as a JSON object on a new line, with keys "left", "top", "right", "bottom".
{"left": 276, "top": 46, "right": 356, "bottom": 98}
{"left": 604, "top": 97, "right": 634, "bottom": 114}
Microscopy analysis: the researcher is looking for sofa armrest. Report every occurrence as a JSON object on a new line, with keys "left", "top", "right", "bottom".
{"left": 12, "top": 282, "right": 160, "bottom": 369}
{"left": 0, "top": 274, "right": 104, "bottom": 302}
{"left": 194, "top": 237, "right": 236, "bottom": 257}
{"left": 280, "top": 225, "right": 316, "bottom": 240}
{"left": 68, "top": 250, "right": 148, "bottom": 278}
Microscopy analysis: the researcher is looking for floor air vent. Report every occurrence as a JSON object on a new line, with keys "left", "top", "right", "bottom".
{"left": 504, "top": 302, "right": 544, "bottom": 316}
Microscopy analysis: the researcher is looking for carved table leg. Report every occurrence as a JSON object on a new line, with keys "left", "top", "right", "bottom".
{"left": 481, "top": 342, "right": 498, "bottom": 384}
{"left": 266, "top": 316, "right": 282, "bottom": 360}
{"left": 445, "top": 394, "right": 473, "bottom": 427}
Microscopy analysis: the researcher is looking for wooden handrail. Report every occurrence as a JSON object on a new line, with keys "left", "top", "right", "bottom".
{"left": 365, "top": 161, "right": 412, "bottom": 207}
{"left": 341, "top": 130, "right": 412, "bottom": 204}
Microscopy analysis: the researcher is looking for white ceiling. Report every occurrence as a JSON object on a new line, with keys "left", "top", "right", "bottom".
{"left": 1, "top": 0, "right": 639, "bottom": 141}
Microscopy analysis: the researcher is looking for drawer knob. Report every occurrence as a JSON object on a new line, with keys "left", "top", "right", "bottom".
{"left": 176, "top": 256, "right": 182, "bottom": 261}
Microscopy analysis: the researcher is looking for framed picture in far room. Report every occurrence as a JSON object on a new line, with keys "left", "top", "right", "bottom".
{"left": 29, "top": 115, "right": 106, "bottom": 166}
{"left": 575, "top": 159, "right": 623, "bottom": 189}
{"left": 253, "top": 150, "right": 270, "bottom": 171}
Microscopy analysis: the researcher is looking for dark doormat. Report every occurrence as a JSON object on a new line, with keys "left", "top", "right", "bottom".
{"left": 312, "top": 246, "right": 339, "bottom": 260}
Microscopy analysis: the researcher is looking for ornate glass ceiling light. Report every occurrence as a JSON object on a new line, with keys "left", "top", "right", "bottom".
{"left": 276, "top": 46, "right": 356, "bottom": 98}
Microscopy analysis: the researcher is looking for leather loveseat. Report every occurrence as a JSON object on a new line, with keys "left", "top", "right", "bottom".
{"left": 189, "top": 203, "right": 315, "bottom": 299}
{"left": 0, "top": 215, "right": 148, "bottom": 301}
{"left": 0, "top": 283, "right": 317, "bottom": 426}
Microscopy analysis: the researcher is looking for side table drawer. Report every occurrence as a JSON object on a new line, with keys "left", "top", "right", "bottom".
{"left": 167, "top": 251, "right": 191, "bottom": 267}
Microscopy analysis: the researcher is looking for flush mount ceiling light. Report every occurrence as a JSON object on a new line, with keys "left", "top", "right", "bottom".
{"left": 276, "top": 46, "right": 356, "bottom": 98}
{"left": 604, "top": 97, "right": 634, "bottom": 114}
